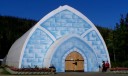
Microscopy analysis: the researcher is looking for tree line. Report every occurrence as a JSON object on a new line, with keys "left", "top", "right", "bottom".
{"left": 0, "top": 14, "right": 128, "bottom": 67}
{"left": 0, "top": 15, "right": 36, "bottom": 58}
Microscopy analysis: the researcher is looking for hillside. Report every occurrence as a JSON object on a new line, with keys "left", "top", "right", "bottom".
{"left": 0, "top": 15, "right": 37, "bottom": 58}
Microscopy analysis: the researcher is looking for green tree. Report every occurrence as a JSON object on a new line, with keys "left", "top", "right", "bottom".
{"left": 113, "top": 14, "right": 128, "bottom": 67}
{"left": 0, "top": 15, "right": 37, "bottom": 58}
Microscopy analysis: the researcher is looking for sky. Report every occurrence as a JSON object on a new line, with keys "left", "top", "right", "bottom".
{"left": 0, "top": 0, "right": 128, "bottom": 29}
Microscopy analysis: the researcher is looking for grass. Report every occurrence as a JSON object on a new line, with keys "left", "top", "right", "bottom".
{"left": 0, "top": 67, "right": 11, "bottom": 75}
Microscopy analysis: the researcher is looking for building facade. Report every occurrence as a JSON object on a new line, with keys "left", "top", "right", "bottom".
{"left": 6, "top": 5, "right": 110, "bottom": 72}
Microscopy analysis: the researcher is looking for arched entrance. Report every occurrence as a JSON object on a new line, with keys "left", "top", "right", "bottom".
{"left": 65, "top": 51, "right": 84, "bottom": 72}
{"left": 47, "top": 36, "right": 99, "bottom": 72}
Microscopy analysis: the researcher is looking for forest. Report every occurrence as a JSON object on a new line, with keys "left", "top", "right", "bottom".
{"left": 0, "top": 14, "right": 128, "bottom": 67}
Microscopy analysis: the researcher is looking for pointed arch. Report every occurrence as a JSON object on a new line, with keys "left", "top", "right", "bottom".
{"left": 44, "top": 35, "right": 99, "bottom": 72}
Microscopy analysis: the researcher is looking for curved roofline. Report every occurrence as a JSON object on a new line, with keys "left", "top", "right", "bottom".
{"left": 36, "top": 5, "right": 96, "bottom": 29}
{"left": 36, "top": 5, "right": 109, "bottom": 56}
{"left": 6, "top": 27, "right": 33, "bottom": 68}
{"left": 18, "top": 5, "right": 110, "bottom": 68}
{"left": 36, "top": 5, "right": 110, "bottom": 65}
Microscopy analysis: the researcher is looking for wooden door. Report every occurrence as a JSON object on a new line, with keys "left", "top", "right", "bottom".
{"left": 65, "top": 51, "right": 84, "bottom": 72}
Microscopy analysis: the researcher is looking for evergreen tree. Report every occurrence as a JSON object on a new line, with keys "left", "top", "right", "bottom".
{"left": 0, "top": 15, "right": 37, "bottom": 58}
{"left": 113, "top": 14, "right": 128, "bottom": 67}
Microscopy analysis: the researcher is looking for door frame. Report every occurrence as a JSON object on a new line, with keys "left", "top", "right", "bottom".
{"left": 62, "top": 48, "right": 87, "bottom": 72}
{"left": 65, "top": 51, "right": 84, "bottom": 72}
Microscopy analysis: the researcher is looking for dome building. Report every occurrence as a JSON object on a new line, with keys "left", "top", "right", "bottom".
{"left": 6, "top": 5, "right": 110, "bottom": 72}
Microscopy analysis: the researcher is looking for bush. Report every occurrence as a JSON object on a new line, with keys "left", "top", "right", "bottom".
{"left": 122, "top": 61, "right": 128, "bottom": 67}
